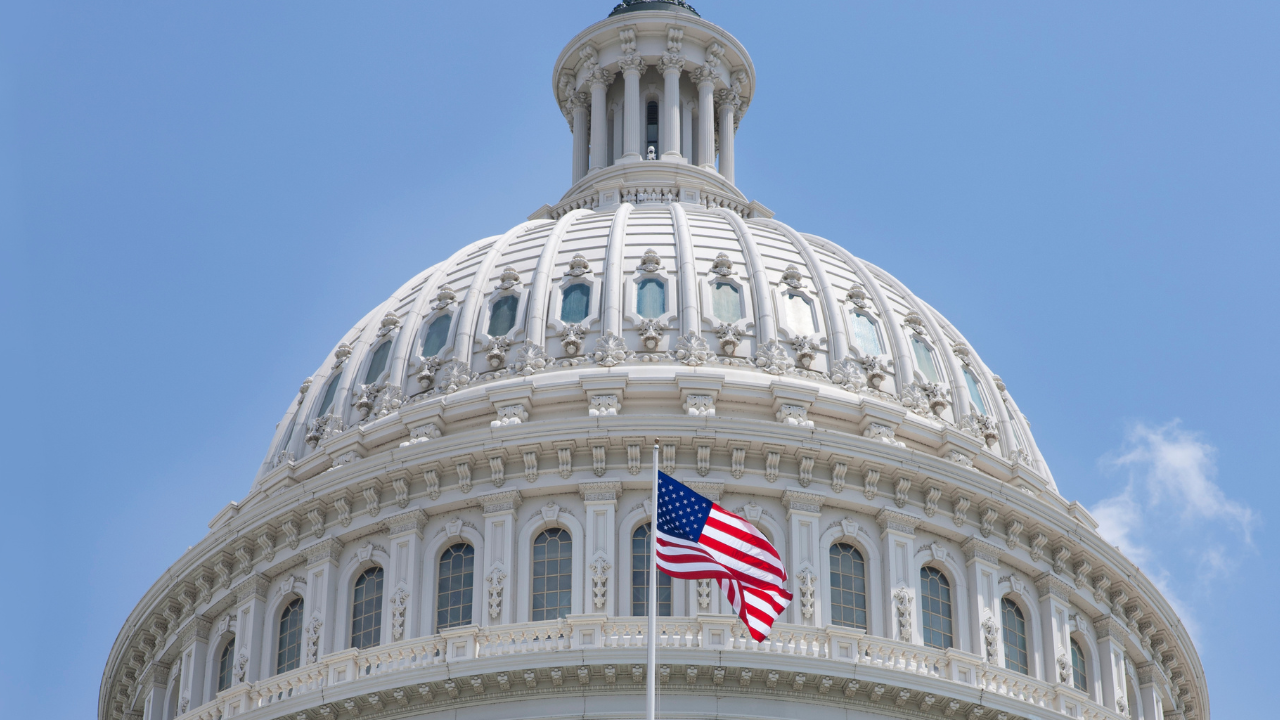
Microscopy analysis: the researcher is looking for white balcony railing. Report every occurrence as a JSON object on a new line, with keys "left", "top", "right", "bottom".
{"left": 180, "top": 615, "right": 1124, "bottom": 720}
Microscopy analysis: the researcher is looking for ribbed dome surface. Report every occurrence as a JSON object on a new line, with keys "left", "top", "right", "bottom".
{"left": 258, "top": 201, "right": 1051, "bottom": 497}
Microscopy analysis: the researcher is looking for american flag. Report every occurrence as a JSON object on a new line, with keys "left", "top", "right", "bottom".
{"left": 654, "top": 471, "right": 793, "bottom": 641}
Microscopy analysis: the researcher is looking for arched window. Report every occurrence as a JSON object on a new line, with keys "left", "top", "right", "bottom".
{"left": 911, "top": 336, "right": 940, "bottom": 383}
{"left": 711, "top": 281, "right": 743, "bottom": 323}
{"left": 919, "top": 566, "right": 954, "bottom": 650}
{"left": 829, "top": 543, "right": 867, "bottom": 630}
{"left": 783, "top": 291, "right": 817, "bottom": 336}
{"left": 963, "top": 368, "right": 987, "bottom": 415}
{"left": 1071, "top": 638, "right": 1088, "bottom": 692}
{"left": 276, "top": 598, "right": 303, "bottom": 673}
{"left": 531, "top": 528, "right": 573, "bottom": 621}
{"left": 317, "top": 373, "right": 342, "bottom": 417}
{"left": 487, "top": 295, "right": 519, "bottom": 337}
{"left": 1001, "top": 597, "right": 1029, "bottom": 675}
{"left": 437, "top": 543, "right": 475, "bottom": 630}
{"left": 561, "top": 283, "right": 591, "bottom": 324}
{"left": 850, "top": 312, "right": 883, "bottom": 356}
{"left": 166, "top": 679, "right": 179, "bottom": 719}
{"left": 637, "top": 278, "right": 666, "bottom": 318}
{"left": 350, "top": 567, "right": 384, "bottom": 650}
{"left": 645, "top": 101, "right": 659, "bottom": 155}
{"left": 421, "top": 314, "right": 451, "bottom": 357}
{"left": 363, "top": 341, "right": 392, "bottom": 384}
{"left": 216, "top": 639, "right": 235, "bottom": 692}
{"left": 631, "top": 524, "right": 672, "bottom": 616}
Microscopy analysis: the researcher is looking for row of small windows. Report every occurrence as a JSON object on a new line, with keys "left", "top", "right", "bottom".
{"left": 215, "top": 537, "right": 1089, "bottom": 696}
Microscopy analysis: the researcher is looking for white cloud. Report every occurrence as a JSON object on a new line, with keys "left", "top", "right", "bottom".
{"left": 1089, "top": 421, "right": 1257, "bottom": 640}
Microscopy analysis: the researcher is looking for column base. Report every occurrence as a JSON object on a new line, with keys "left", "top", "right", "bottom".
{"left": 618, "top": 153, "right": 643, "bottom": 164}
{"left": 661, "top": 152, "right": 684, "bottom": 161}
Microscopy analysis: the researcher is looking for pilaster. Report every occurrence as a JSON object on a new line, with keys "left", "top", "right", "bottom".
{"left": 385, "top": 509, "right": 427, "bottom": 641}
{"left": 962, "top": 537, "right": 1004, "bottom": 663}
{"left": 1036, "top": 572, "right": 1074, "bottom": 684}
{"left": 877, "top": 509, "right": 920, "bottom": 644}
{"left": 480, "top": 489, "right": 522, "bottom": 626}
{"left": 230, "top": 574, "right": 269, "bottom": 684}
{"left": 1094, "top": 615, "right": 1129, "bottom": 712}
{"left": 580, "top": 481, "right": 622, "bottom": 615}
{"left": 303, "top": 538, "right": 344, "bottom": 661}
{"left": 783, "top": 490, "right": 824, "bottom": 626}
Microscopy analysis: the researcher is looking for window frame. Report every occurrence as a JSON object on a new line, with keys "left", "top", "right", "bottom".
{"left": 828, "top": 542, "right": 868, "bottom": 630}
{"left": 1070, "top": 637, "right": 1089, "bottom": 693}
{"left": 361, "top": 339, "right": 394, "bottom": 386}
{"left": 630, "top": 523, "right": 673, "bottom": 617}
{"left": 419, "top": 312, "right": 454, "bottom": 359}
{"left": 349, "top": 566, "right": 385, "bottom": 651}
{"left": 847, "top": 308, "right": 886, "bottom": 358}
{"left": 1001, "top": 597, "right": 1030, "bottom": 675}
{"left": 919, "top": 565, "right": 955, "bottom": 650}
{"left": 216, "top": 638, "right": 235, "bottom": 693}
{"left": 775, "top": 286, "right": 822, "bottom": 341}
{"left": 276, "top": 597, "right": 304, "bottom": 675}
{"left": 436, "top": 542, "right": 476, "bottom": 631}
{"left": 910, "top": 333, "right": 942, "bottom": 384}
{"left": 530, "top": 527, "right": 575, "bottom": 622}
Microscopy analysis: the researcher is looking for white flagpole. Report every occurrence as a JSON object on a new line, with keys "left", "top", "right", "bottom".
{"left": 647, "top": 442, "right": 659, "bottom": 720}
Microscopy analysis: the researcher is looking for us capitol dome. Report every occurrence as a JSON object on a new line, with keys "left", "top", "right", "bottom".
{"left": 100, "top": 3, "right": 1208, "bottom": 720}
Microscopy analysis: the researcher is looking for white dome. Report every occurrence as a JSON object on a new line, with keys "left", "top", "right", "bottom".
{"left": 101, "top": 4, "right": 1205, "bottom": 720}
{"left": 259, "top": 202, "right": 1054, "bottom": 501}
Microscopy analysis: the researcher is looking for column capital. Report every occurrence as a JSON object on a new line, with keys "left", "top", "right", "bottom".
{"left": 567, "top": 91, "right": 590, "bottom": 111}
{"left": 479, "top": 489, "right": 523, "bottom": 515}
{"left": 782, "top": 489, "right": 824, "bottom": 516}
{"left": 618, "top": 54, "right": 647, "bottom": 75}
{"left": 232, "top": 574, "right": 270, "bottom": 603}
{"left": 1035, "top": 572, "right": 1072, "bottom": 601}
{"left": 690, "top": 64, "right": 718, "bottom": 87}
{"left": 384, "top": 508, "right": 428, "bottom": 537}
{"left": 1093, "top": 615, "right": 1129, "bottom": 640}
{"left": 303, "top": 537, "right": 344, "bottom": 566}
{"left": 876, "top": 508, "right": 920, "bottom": 534}
{"left": 579, "top": 480, "right": 623, "bottom": 504}
{"left": 961, "top": 536, "right": 1004, "bottom": 565}
{"left": 657, "top": 52, "right": 685, "bottom": 75}
{"left": 587, "top": 67, "right": 615, "bottom": 89}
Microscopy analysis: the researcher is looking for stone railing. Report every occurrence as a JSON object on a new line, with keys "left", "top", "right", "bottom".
{"left": 179, "top": 615, "right": 1124, "bottom": 720}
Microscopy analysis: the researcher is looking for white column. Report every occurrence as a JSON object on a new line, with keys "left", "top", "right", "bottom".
{"left": 1036, "top": 573, "right": 1074, "bottom": 685}
{"left": 140, "top": 665, "right": 169, "bottom": 720}
{"left": 717, "top": 96, "right": 737, "bottom": 184}
{"left": 876, "top": 509, "right": 920, "bottom": 644}
{"left": 480, "top": 490, "right": 522, "bottom": 626}
{"left": 581, "top": 481, "right": 621, "bottom": 615}
{"left": 962, "top": 537, "right": 1004, "bottom": 662}
{"left": 230, "top": 576, "right": 269, "bottom": 683}
{"left": 385, "top": 510, "right": 427, "bottom": 641}
{"left": 588, "top": 70, "right": 613, "bottom": 172}
{"left": 611, "top": 102, "right": 623, "bottom": 163}
{"left": 177, "top": 620, "right": 211, "bottom": 715}
{"left": 657, "top": 54, "right": 684, "bottom": 159}
{"left": 692, "top": 66, "right": 716, "bottom": 168}
{"left": 570, "top": 92, "right": 589, "bottom": 183}
{"left": 303, "top": 539, "right": 343, "bottom": 662}
{"left": 619, "top": 55, "right": 645, "bottom": 161}
{"left": 783, "top": 490, "right": 824, "bottom": 626}
{"left": 1137, "top": 664, "right": 1164, "bottom": 720}
{"left": 682, "top": 100, "right": 695, "bottom": 164}
{"left": 1093, "top": 617, "right": 1128, "bottom": 712}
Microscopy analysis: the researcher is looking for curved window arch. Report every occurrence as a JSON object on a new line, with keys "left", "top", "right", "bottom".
{"left": 829, "top": 543, "right": 867, "bottom": 630}
{"left": 911, "top": 335, "right": 940, "bottom": 383}
{"left": 316, "top": 373, "right": 342, "bottom": 417}
{"left": 964, "top": 368, "right": 988, "bottom": 415}
{"left": 421, "top": 314, "right": 452, "bottom": 357}
{"left": 560, "top": 283, "right": 591, "bottom": 324}
{"left": 276, "top": 598, "right": 304, "bottom": 674}
{"left": 711, "top": 281, "right": 743, "bottom": 323}
{"left": 363, "top": 341, "right": 392, "bottom": 384}
{"left": 487, "top": 295, "right": 519, "bottom": 337}
{"left": 920, "top": 566, "right": 954, "bottom": 650}
{"left": 531, "top": 528, "right": 573, "bottom": 621}
{"left": 437, "top": 543, "right": 475, "bottom": 630}
{"left": 350, "top": 567, "right": 384, "bottom": 650}
{"left": 166, "top": 679, "right": 180, "bottom": 719}
{"left": 216, "top": 639, "right": 235, "bottom": 692}
{"left": 631, "top": 523, "right": 672, "bottom": 616}
{"left": 782, "top": 291, "right": 817, "bottom": 336}
{"left": 1071, "top": 638, "right": 1089, "bottom": 692}
{"left": 637, "top": 278, "right": 666, "bottom": 318}
{"left": 1001, "top": 597, "right": 1029, "bottom": 675}
{"left": 850, "top": 312, "right": 883, "bottom": 356}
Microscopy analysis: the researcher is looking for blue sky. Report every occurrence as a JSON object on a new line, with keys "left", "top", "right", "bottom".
{"left": 2, "top": 1, "right": 1275, "bottom": 717}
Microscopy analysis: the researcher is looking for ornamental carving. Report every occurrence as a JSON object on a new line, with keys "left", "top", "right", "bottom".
{"left": 961, "top": 412, "right": 1001, "bottom": 447}
{"left": 588, "top": 395, "right": 620, "bottom": 417}
{"left": 902, "top": 381, "right": 948, "bottom": 417}
{"left": 710, "top": 252, "right": 734, "bottom": 277}
{"left": 617, "top": 53, "right": 646, "bottom": 75}
{"left": 433, "top": 359, "right": 473, "bottom": 394}
{"left": 690, "top": 64, "right": 718, "bottom": 87}
{"left": 780, "top": 264, "right": 805, "bottom": 289}
{"left": 563, "top": 253, "right": 590, "bottom": 277}
{"left": 593, "top": 331, "right": 630, "bottom": 367}
{"left": 485, "top": 336, "right": 511, "bottom": 367}
{"left": 486, "top": 568, "right": 506, "bottom": 619}
{"left": 297, "top": 377, "right": 312, "bottom": 405}
{"left": 981, "top": 616, "right": 1000, "bottom": 662}
{"left": 390, "top": 587, "right": 409, "bottom": 641}
{"left": 714, "top": 322, "right": 741, "bottom": 355}
{"left": 491, "top": 404, "right": 528, "bottom": 428}
{"left": 399, "top": 423, "right": 441, "bottom": 447}
{"left": 892, "top": 588, "right": 913, "bottom": 642}
{"left": 232, "top": 652, "right": 248, "bottom": 684}
{"left": 754, "top": 339, "right": 794, "bottom": 375}
{"left": 305, "top": 413, "right": 345, "bottom": 448}
{"left": 902, "top": 311, "right": 927, "bottom": 336}
{"left": 829, "top": 357, "right": 867, "bottom": 392}
{"left": 1057, "top": 653, "right": 1072, "bottom": 684}
{"left": 496, "top": 267, "right": 520, "bottom": 291}
{"left": 376, "top": 311, "right": 401, "bottom": 337}
{"left": 798, "top": 570, "right": 817, "bottom": 620}
{"left": 635, "top": 317, "right": 666, "bottom": 350}
{"left": 673, "top": 332, "right": 715, "bottom": 366}
{"left": 684, "top": 394, "right": 715, "bottom": 417}
{"left": 432, "top": 284, "right": 457, "bottom": 311}
{"left": 511, "top": 343, "right": 550, "bottom": 376}
{"left": 791, "top": 336, "right": 819, "bottom": 369}
{"left": 333, "top": 343, "right": 352, "bottom": 369}
{"left": 638, "top": 249, "right": 663, "bottom": 273}
{"left": 415, "top": 354, "right": 442, "bottom": 389}
{"left": 845, "top": 282, "right": 870, "bottom": 308}
{"left": 560, "top": 323, "right": 588, "bottom": 356}
{"left": 589, "top": 558, "right": 611, "bottom": 609}
{"left": 776, "top": 404, "right": 814, "bottom": 428}
{"left": 863, "top": 423, "right": 905, "bottom": 448}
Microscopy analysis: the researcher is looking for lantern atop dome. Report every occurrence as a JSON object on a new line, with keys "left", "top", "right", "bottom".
{"left": 546, "top": 0, "right": 755, "bottom": 217}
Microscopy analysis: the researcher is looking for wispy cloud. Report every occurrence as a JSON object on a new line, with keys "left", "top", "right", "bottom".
{"left": 1090, "top": 421, "right": 1257, "bottom": 638}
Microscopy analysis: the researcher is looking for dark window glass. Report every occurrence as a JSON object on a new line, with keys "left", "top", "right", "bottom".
{"left": 532, "top": 528, "right": 573, "bottom": 621}
{"left": 488, "top": 295, "right": 519, "bottom": 337}
{"left": 829, "top": 543, "right": 867, "bottom": 629}
{"left": 422, "top": 314, "right": 451, "bottom": 357}
{"left": 631, "top": 523, "right": 672, "bottom": 616}
{"left": 1071, "top": 638, "right": 1089, "bottom": 692}
{"left": 561, "top": 284, "right": 591, "bottom": 324}
{"left": 217, "top": 640, "right": 235, "bottom": 692}
{"left": 645, "top": 101, "right": 659, "bottom": 155}
{"left": 1002, "top": 597, "right": 1029, "bottom": 675}
{"left": 437, "top": 543, "right": 475, "bottom": 630}
{"left": 637, "top": 278, "right": 666, "bottom": 318}
{"left": 317, "top": 373, "right": 342, "bottom": 416}
{"left": 920, "top": 566, "right": 954, "bottom": 650}
{"left": 276, "top": 598, "right": 303, "bottom": 674}
{"left": 350, "top": 567, "right": 384, "bottom": 650}
{"left": 363, "top": 341, "right": 392, "bottom": 384}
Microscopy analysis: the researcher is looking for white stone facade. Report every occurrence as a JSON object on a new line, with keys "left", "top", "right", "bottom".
{"left": 99, "top": 3, "right": 1207, "bottom": 720}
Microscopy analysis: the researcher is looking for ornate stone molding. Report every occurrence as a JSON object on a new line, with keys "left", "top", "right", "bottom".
{"left": 232, "top": 574, "right": 270, "bottom": 603}
{"left": 303, "top": 538, "right": 344, "bottom": 566}
{"left": 876, "top": 509, "right": 920, "bottom": 535}
{"left": 579, "top": 481, "right": 623, "bottom": 503}
{"left": 782, "top": 489, "right": 823, "bottom": 515}
{"left": 1035, "top": 572, "right": 1072, "bottom": 601}
{"left": 480, "top": 489, "right": 523, "bottom": 515}
{"left": 385, "top": 509, "right": 427, "bottom": 537}
{"left": 961, "top": 537, "right": 1003, "bottom": 565}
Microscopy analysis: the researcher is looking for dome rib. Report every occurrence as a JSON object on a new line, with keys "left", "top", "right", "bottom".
{"left": 600, "top": 203, "right": 634, "bottom": 336}
{"left": 761, "top": 218, "right": 849, "bottom": 364}
{"left": 715, "top": 208, "right": 777, "bottom": 342}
